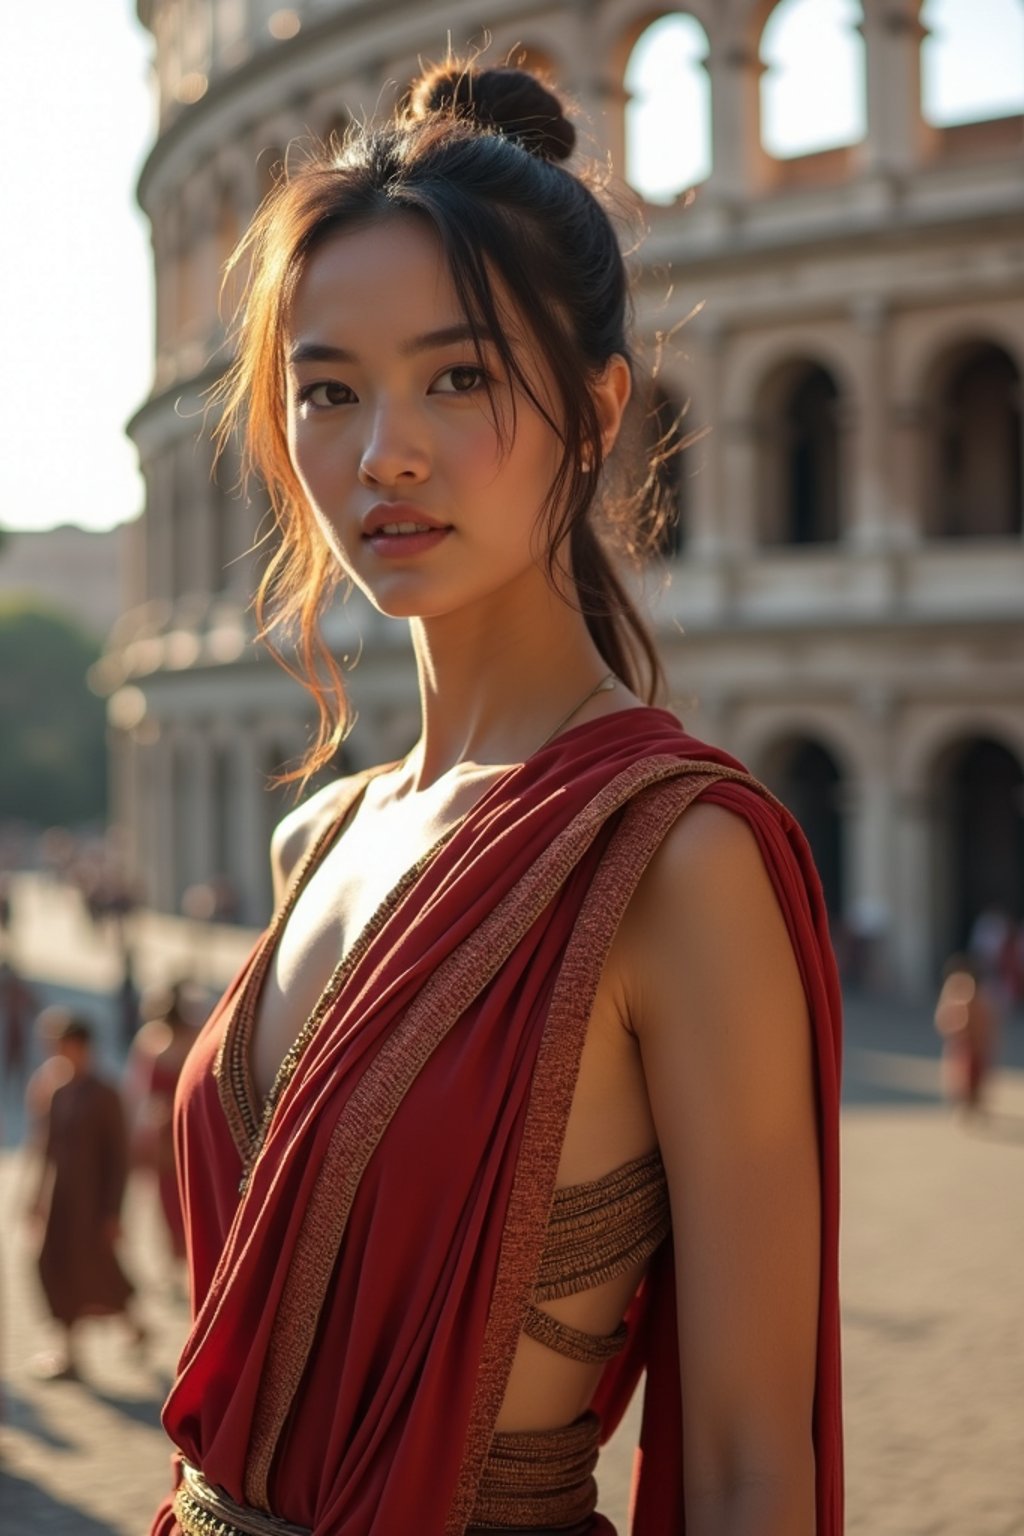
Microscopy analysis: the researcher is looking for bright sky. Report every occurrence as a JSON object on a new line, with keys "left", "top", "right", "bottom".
{"left": 3, "top": 0, "right": 1023, "bottom": 534}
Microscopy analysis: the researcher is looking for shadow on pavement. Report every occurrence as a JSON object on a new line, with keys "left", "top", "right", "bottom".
{"left": 842, "top": 1305, "right": 945, "bottom": 1344}
{"left": 1, "top": 1387, "right": 75, "bottom": 1451}
{"left": 0, "top": 1468, "right": 118, "bottom": 1533}
{"left": 91, "top": 1385, "right": 168, "bottom": 1430}
{"left": 960, "top": 1109, "right": 1024, "bottom": 1146}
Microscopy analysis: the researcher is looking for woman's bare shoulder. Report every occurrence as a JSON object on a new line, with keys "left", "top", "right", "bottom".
{"left": 269, "top": 772, "right": 369, "bottom": 905}
{"left": 620, "top": 796, "right": 808, "bottom": 1056}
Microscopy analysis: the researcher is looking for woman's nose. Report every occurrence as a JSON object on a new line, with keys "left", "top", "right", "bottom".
{"left": 357, "top": 401, "right": 429, "bottom": 487}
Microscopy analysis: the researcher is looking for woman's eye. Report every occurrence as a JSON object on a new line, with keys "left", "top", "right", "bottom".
{"left": 297, "top": 380, "right": 357, "bottom": 410}
{"left": 432, "top": 365, "right": 487, "bottom": 395}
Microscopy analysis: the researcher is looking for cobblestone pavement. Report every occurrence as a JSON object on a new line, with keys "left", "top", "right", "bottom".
{"left": 1, "top": 938, "right": 1022, "bottom": 1531}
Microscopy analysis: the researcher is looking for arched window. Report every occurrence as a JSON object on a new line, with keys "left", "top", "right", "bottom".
{"left": 625, "top": 14, "right": 711, "bottom": 204}
{"left": 933, "top": 736, "right": 1024, "bottom": 957}
{"left": 757, "top": 360, "right": 842, "bottom": 545}
{"left": 761, "top": 737, "right": 845, "bottom": 917}
{"left": 929, "top": 343, "right": 1022, "bottom": 538}
{"left": 760, "top": 0, "right": 866, "bottom": 159}
{"left": 922, "top": 0, "right": 1024, "bottom": 127}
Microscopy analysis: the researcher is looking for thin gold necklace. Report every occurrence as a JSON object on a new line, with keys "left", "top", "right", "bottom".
{"left": 536, "top": 671, "right": 617, "bottom": 751}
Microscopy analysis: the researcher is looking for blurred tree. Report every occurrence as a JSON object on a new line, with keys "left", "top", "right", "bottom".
{"left": 0, "top": 599, "right": 106, "bottom": 826}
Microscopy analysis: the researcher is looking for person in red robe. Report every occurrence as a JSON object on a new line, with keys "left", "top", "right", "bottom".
{"left": 151, "top": 60, "right": 842, "bottom": 1536}
{"left": 26, "top": 1013, "right": 146, "bottom": 1379}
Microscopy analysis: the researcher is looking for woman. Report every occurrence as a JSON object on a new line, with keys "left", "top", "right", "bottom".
{"left": 152, "top": 62, "right": 842, "bottom": 1536}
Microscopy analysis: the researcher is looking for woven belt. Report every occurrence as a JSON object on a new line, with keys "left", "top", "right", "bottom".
{"left": 175, "top": 1412, "right": 599, "bottom": 1535}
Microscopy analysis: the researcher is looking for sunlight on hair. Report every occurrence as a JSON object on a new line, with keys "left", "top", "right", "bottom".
{"left": 922, "top": 0, "right": 1024, "bottom": 126}
{"left": 625, "top": 14, "right": 711, "bottom": 205}
{"left": 760, "top": 0, "right": 866, "bottom": 159}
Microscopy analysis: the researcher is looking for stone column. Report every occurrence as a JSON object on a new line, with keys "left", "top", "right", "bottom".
{"left": 187, "top": 727, "right": 216, "bottom": 895}
{"left": 684, "top": 318, "right": 727, "bottom": 560}
{"left": 719, "top": 412, "right": 759, "bottom": 556}
{"left": 889, "top": 398, "right": 927, "bottom": 547}
{"left": 847, "top": 697, "right": 898, "bottom": 989}
{"left": 153, "top": 206, "right": 178, "bottom": 363}
{"left": 847, "top": 296, "right": 891, "bottom": 549}
{"left": 195, "top": 435, "right": 222, "bottom": 597}
{"left": 859, "top": 4, "right": 929, "bottom": 179}
{"left": 233, "top": 724, "right": 272, "bottom": 926}
{"left": 151, "top": 726, "right": 178, "bottom": 914}
{"left": 146, "top": 451, "right": 176, "bottom": 606}
{"left": 703, "top": 40, "right": 760, "bottom": 210}
{"left": 892, "top": 781, "right": 934, "bottom": 998}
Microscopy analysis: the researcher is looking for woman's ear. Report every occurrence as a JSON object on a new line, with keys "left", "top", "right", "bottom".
{"left": 592, "top": 354, "right": 632, "bottom": 460}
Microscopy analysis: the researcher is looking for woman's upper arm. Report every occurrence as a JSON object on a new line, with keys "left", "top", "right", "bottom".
{"left": 627, "top": 800, "right": 820, "bottom": 1503}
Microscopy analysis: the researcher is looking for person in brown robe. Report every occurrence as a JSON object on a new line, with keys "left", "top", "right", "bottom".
{"left": 26, "top": 1012, "right": 144, "bottom": 1379}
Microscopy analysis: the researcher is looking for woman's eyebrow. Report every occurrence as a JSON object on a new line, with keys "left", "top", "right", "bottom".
{"left": 288, "top": 324, "right": 493, "bottom": 367}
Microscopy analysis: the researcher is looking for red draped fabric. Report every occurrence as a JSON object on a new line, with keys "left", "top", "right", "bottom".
{"left": 151, "top": 708, "right": 842, "bottom": 1536}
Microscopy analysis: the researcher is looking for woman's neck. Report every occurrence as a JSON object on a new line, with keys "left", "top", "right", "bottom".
{"left": 404, "top": 571, "right": 621, "bottom": 788}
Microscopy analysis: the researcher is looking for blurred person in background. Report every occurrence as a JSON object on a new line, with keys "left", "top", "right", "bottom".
{"left": 934, "top": 955, "right": 1001, "bottom": 1116}
{"left": 967, "top": 905, "right": 1021, "bottom": 1010}
{"left": 24, "top": 1012, "right": 146, "bottom": 1380}
{"left": 125, "top": 981, "right": 200, "bottom": 1268}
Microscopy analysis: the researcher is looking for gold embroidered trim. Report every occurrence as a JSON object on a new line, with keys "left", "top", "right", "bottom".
{"left": 450, "top": 762, "right": 774, "bottom": 1532}
{"left": 213, "top": 772, "right": 376, "bottom": 1165}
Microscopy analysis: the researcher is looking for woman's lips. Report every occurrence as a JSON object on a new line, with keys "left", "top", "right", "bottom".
{"left": 363, "top": 523, "right": 452, "bottom": 558}
{"left": 360, "top": 504, "right": 453, "bottom": 558}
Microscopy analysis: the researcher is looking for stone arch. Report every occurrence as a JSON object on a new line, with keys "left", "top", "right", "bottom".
{"left": 893, "top": 313, "right": 1024, "bottom": 402}
{"left": 922, "top": 340, "right": 1023, "bottom": 538}
{"left": 600, "top": 0, "right": 720, "bottom": 64}
{"left": 921, "top": 0, "right": 1024, "bottom": 129}
{"left": 622, "top": 13, "right": 712, "bottom": 203}
{"left": 758, "top": 0, "right": 866, "bottom": 173}
{"left": 721, "top": 327, "right": 858, "bottom": 420}
{"left": 754, "top": 357, "right": 844, "bottom": 544}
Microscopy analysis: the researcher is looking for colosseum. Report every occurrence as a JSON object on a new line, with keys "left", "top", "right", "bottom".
{"left": 99, "top": 0, "right": 1024, "bottom": 997}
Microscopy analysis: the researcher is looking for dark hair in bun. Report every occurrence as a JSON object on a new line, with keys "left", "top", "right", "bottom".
{"left": 218, "top": 57, "right": 673, "bottom": 783}
{"left": 406, "top": 63, "right": 576, "bottom": 163}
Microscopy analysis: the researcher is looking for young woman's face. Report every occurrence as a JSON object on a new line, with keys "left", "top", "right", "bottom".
{"left": 285, "top": 214, "right": 565, "bottom": 621}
